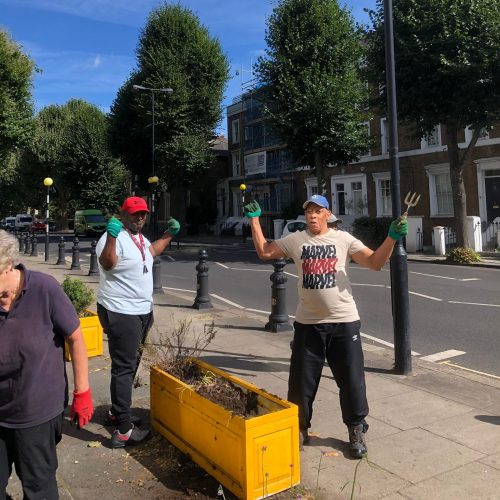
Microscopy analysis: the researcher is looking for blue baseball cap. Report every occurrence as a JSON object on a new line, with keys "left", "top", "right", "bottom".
{"left": 302, "top": 194, "right": 330, "bottom": 210}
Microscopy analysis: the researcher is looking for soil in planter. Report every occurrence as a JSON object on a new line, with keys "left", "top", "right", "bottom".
{"left": 170, "top": 362, "right": 260, "bottom": 418}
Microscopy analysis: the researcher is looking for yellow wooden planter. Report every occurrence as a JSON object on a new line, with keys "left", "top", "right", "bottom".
{"left": 65, "top": 309, "right": 103, "bottom": 361}
{"left": 150, "top": 360, "right": 300, "bottom": 500}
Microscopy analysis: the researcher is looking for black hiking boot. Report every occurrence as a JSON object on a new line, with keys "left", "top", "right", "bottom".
{"left": 299, "top": 428, "right": 310, "bottom": 451}
{"left": 348, "top": 424, "right": 367, "bottom": 459}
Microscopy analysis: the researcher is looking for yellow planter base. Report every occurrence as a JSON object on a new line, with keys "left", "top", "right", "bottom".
{"left": 150, "top": 360, "right": 300, "bottom": 500}
{"left": 65, "top": 310, "right": 103, "bottom": 361}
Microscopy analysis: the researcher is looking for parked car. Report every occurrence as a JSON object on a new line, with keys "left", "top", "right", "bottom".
{"left": 281, "top": 216, "right": 307, "bottom": 238}
{"left": 15, "top": 214, "right": 33, "bottom": 231}
{"left": 45, "top": 219, "right": 56, "bottom": 232}
{"left": 1, "top": 217, "right": 16, "bottom": 231}
{"left": 74, "top": 209, "right": 106, "bottom": 236}
{"left": 31, "top": 220, "right": 47, "bottom": 233}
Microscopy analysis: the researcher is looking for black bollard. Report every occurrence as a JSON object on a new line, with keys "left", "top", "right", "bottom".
{"left": 24, "top": 233, "right": 30, "bottom": 254}
{"left": 56, "top": 237, "right": 66, "bottom": 265}
{"left": 88, "top": 240, "right": 99, "bottom": 276}
{"left": 30, "top": 233, "right": 38, "bottom": 256}
{"left": 193, "top": 248, "right": 213, "bottom": 309}
{"left": 18, "top": 232, "right": 23, "bottom": 252}
{"left": 265, "top": 258, "right": 291, "bottom": 332}
{"left": 70, "top": 237, "right": 81, "bottom": 270}
{"left": 152, "top": 256, "right": 164, "bottom": 295}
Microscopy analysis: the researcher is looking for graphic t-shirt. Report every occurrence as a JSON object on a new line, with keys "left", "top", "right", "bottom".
{"left": 275, "top": 229, "right": 366, "bottom": 324}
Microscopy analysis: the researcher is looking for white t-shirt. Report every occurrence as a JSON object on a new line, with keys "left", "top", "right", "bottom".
{"left": 275, "top": 229, "right": 367, "bottom": 324}
{"left": 96, "top": 230, "right": 154, "bottom": 315}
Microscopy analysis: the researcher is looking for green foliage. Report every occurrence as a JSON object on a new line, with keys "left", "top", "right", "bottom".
{"left": 446, "top": 247, "right": 481, "bottom": 264}
{"left": 28, "top": 99, "right": 130, "bottom": 223}
{"left": 255, "top": 0, "right": 369, "bottom": 192}
{"left": 365, "top": 0, "right": 500, "bottom": 247}
{"left": 352, "top": 216, "right": 392, "bottom": 249}
{"left": 62, "top": 276, "right": 95, "bottom": 317}
{"left": 109, "top": 4, "right": 229, "bottom": 190}
{"left": 0, "top": 29, "right": 36, "bottom": 161}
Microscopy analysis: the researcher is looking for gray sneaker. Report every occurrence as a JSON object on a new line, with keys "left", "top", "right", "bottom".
{"left": 348, "top": 424, "right": 367, "bottom": 459}
{"left": 111, "top": 424, "right": 151, "bottom": 448}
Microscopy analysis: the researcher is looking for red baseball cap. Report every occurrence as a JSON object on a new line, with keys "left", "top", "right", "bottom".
{"left": 121, "top": 196, "right": 150, "bottom": 214}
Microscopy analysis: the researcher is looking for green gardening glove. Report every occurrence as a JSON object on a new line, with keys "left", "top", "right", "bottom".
{"left": 166, "top": 217, "right": 180, "bottom": 236}
{"left": 388, "top": 218, "right": 408, "bottom": 241}
{"left": 244, "top": 201, "right": 262, "bottom": 218}
{"left": 106, "top": 217, "right": 123, "bottom": 238}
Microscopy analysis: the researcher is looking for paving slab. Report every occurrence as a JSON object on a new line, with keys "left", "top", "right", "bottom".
{"left": 399, "top": 461, "right": 500, "bottom": 500}
{"left": 365, "top": 374, "right": 418, "bottom": 402}
{"left": 423, "top": 410, "right": 500, "bottom": 455}
{"left": 369, "top": 428, "right": 484, "bottom": 483}
{"left": 368, "top": 389, "right": 473, "bottom": 430}
{"left": 480, "top": 452, "right": 500, "bottom": 471}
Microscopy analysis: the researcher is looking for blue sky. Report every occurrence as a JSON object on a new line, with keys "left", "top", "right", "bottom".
{"left": 0, "top": 0, "right": 376, "bottom": 134}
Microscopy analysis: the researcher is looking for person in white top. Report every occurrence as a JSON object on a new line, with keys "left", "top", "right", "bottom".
{"left": 244, "top": 194, "right": 408, "bottom": 459}
{"left": 96, "top": 196, "right": 180, "bottom": 448}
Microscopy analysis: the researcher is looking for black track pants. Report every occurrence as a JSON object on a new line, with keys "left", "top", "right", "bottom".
{"left": 97, "top": 304, "right": 153, "bottom": 427}
{"left": 287, "top": 321, "right": 369, "bottom": 430}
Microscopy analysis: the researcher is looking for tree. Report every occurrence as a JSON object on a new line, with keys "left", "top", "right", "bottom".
{"left": 29, "top": 100, "right": 130, "bottom": 223}
{"left": 365, "top": 0, "right": 500, "bottom": 247}
{"left": 109, "top": 3, "right": 229, "bottom": 191}
{"left": 0, "top": 29, "right": 36, "bottom": 217}
{"left": 254, "top": 0, "right": 369, "bottom": 194}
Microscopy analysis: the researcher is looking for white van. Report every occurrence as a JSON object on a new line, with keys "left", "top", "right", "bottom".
{"left": 15, "top": 214, "right": 33, "bottom": 231}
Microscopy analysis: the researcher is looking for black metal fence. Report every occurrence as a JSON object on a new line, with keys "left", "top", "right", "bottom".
{"left": 481, "top": 220, "right": 500, "bottom": 250}
{"left": 444, "top": 227, "right": 457, "bottom": 249}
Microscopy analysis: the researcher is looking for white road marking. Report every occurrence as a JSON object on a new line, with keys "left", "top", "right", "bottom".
{"left": 163, "top": 287, "right": 196, "bottom": 293}
{"left": 228, "top": 267, "right": 270, "bottom": 272}
{"left": 420, "top": 349, "right": 466, "bottom": 362}
{"left": 210, "top": 294, "right": 245, "bottom": 309}
{"left": 448, "top": 301, "right": 500, "bottom": 308}
{"left": 360, "top": 332, "right": 421, "bottom": 356}
{"left": 284, "top": 271, "right": 298, "bottom": 278}
{"left": 215, "top": 262, "right": 229, "bottom": 269}
{"left": 164, "top": 255, "right": 175, "bottom": 262}
{"left": 351, "top": 283, "right": 386, "bottom": 287}
{"left": 246, "top": 308, "right": 270, "bottom": 314}
{"left": 409, "top": 291, "right": 442, "bottom": 301}
{"left": 459, "top": 278, "right": 480, "bottom": 282}
{"left": 411, "top": 271, "right": 456, "bottom": 280}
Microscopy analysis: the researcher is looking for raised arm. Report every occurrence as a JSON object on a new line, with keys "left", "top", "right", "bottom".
{"left": 149, "top": 217, "right": 180, "bottom": 257}
{"left": 351, "top": 218, "right": 408, "bottom": 270}
{"left": 99, "top": 218, "right": 122, "bottom": 270}
{"left": 245, "top": 201, "right": 286, "bottom": 261}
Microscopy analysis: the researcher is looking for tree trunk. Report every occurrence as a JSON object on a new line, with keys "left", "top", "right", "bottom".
{"left": 446, "top": 124, "right": 480, "bottom": 249}
{"left": 314, "top": 150, "right": 327, "bottom": 196}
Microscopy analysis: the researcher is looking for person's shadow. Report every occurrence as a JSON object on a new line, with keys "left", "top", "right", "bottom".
{"left": 475, "top": 415, "right": 500, "bottom": 426}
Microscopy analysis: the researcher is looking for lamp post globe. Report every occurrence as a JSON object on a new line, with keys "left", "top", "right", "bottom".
{"left": 43, "top": 177, "right": 54, "bottom": 262}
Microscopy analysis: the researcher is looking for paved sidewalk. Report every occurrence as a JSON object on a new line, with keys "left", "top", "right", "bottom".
{"left": 6, "top": 253, "right": 500, "bottom": 499}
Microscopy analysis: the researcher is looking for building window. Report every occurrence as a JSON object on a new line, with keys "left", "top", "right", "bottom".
{"left": 232, "top": 152, "right": 241, "bottom": 177}
{"left": 304, "top": 177, "right": 319, "bottom": 199}
{"left": 231, "top": 119, "right": 240, "bottom": 144}
{"left": 465, "top": 125, "right": 490, "bottom": 144}
{"left": 425, "top": 164, "right": 454, "bottom": 216}
{"left": 372, "top": 172, "right": 392, "bottom": 216}
{"left": 421, "top": 125, "right": 441, "bottom": 149}
{"left": 331, "top": 174, "right": 368, "bottom": 217}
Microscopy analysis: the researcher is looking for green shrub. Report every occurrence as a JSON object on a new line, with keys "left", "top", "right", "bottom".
{"left": 62, "top": 276, "right": 95, "bottom": 317}
{"left": 352, "top": 216, "right": 392, "bottom": 249}
{"left": 446, "top": 247, "right": 481, "bottom": 264}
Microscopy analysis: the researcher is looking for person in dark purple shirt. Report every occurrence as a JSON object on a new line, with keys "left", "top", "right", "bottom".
{"left": 0, "top": 230, "right": 94, "bottom": 499}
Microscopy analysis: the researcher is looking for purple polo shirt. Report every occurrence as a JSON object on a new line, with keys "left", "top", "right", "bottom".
{"left": 0, "top": 264, "right": 80, "bottom": 428}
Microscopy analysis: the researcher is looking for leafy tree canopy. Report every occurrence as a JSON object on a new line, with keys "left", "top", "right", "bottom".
{"left": 254, "top": 0, "right": 369, "bottom": 192}
{"left": 365, "top": 0, "right": 500, "bottom": 246}
{"left": 109, "top": 3, "right": 229, "bottom": 189}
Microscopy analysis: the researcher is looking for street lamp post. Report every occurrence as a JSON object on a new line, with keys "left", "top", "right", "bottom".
{"left": 43, "top": 177, "right": 53, "bottom": 262}
{"left": 133, "top": 84, "right": 173, "bottom": 295}
{"left": 148, "top": 175, "right": 159, "bottom": 240}
{"left": 383, "top": 0, "right": 411, "bottom": 374}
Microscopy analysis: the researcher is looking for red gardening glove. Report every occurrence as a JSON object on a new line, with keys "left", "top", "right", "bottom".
{"left": 70, "top": 388, "right": 94, "bottom": 429}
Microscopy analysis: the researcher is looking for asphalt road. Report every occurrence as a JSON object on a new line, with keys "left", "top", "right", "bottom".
{"left": 29, "top": 234, "right": 500, "bottom": 378}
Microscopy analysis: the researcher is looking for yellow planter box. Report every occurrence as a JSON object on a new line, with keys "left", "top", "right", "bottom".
{"left": 150, "top": 360, "right": 300, "bottom": 500}
{"left": 65, "top": 309, "right": 103, "bottom": 361}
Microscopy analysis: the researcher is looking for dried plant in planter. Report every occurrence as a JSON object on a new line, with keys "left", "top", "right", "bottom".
{"left": 146, "top": 316, "right": 258, "bottom": 417}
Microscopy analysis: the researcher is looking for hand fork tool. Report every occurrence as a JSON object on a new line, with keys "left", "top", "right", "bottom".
{"left": 399, "top": 191, "right": 421, "bottom": 224}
